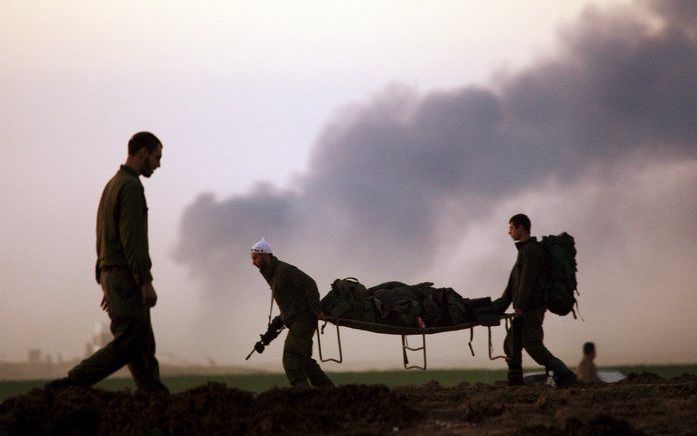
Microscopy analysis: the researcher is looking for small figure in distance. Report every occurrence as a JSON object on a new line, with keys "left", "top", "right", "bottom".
{"left": 577, "top": 341, "right": 602, "bottom": 383}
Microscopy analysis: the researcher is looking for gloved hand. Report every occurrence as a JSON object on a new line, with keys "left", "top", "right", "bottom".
{"left": 260, "top": 330, "right": 278, "bottom": 345}
{"left": 254, "top": 341, "right": 265, "bottom": 353}
{"left": 260, "top": 316, "right": 285, "bottom": 345}
{"left": 269, "top": 315, "right": 284, "bottom": 332}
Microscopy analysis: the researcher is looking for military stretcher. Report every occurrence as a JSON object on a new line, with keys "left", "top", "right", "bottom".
{"left": 316, "top": 313, "right": 514, "bottom": 370}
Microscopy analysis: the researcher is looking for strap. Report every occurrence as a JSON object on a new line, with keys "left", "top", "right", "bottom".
{"left": 402, "top": 340, "right": 409, "bottom": 366}
{"left": 468, "top": 327, "right": 475, "bottom": 357}
{"left": 267, "top": 293, "right": 275, "bottom": 327}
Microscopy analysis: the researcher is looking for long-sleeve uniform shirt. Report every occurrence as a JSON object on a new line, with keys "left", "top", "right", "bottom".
{"left": 500, "top": 237, "right": 545, "bottom": 312}
{"left": 95, "top": 165, "right": 153, "bottom": 285}
{"left": 260, "top": 256, "right": 322, "bottom": 326}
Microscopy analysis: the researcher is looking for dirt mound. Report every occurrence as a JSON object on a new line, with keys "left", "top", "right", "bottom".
{"left": 393, "top": 377, "right": 697, "bottom": 435}
{"left": 2, "top": 377, "right": 697, "bottom": 435}
{"left": 668, "top": 373, "right": 697, "bottom": 384}
{"left": 253, "top": 384, "right": 417, "bottom": 434}
{"left": 518, "top": 415, "right": 642, "bottom": 435}
{"left": 0, "top": 383, "right": 256, "bottom": 435}
{"left": 619, "top": 372, "right": 666, "bottom": 384}
{"left": 0, "top": 383, "right": 417, "bottom": 435}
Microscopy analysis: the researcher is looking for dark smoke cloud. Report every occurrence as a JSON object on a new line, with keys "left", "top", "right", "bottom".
{"left": 175, "top": 1, "right": 697, "bottom": 294}
{"left": 647, "top": 0, "right": 697, "bottom": 34}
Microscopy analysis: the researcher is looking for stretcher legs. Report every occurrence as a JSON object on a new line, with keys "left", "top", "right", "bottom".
{"left": 316, "top": 315, "right": 512, "bottom": 369}
{"left": 317, "top": 321, "right": 343, "bottom": 364}
{"left": 401, "top": 334, "right": 427, "bottom": 370}
{"left": 487, "top": 316, "right": 511, "bottom": 361}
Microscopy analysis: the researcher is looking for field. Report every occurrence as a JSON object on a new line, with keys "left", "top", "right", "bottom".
{"left": 1, "top": 364, "right": 695, "bottom": 401}
{"left": 1, "top": 364, "right": 696, "bottom": 434}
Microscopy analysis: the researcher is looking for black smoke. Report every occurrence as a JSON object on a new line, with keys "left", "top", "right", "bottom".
{"left": 175, "top": 0, "right": 697, "bottom": 295}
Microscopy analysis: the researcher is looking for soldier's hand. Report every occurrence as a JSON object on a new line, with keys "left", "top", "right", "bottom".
{"left": 142, "top": 283, "right": 158, "bottom": 308}
{"left": 254, "top": 341, "right": 265, "bottom": 353}
{"left": 100, "top": 290, "right": 109, "bottom": 312}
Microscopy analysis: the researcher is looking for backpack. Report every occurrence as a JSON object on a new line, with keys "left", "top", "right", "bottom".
{"left": 322, "top": 278, "right": 376, "bottom": 322}
{"left": 538, "top": 233, "right": 579, "bottom": 317}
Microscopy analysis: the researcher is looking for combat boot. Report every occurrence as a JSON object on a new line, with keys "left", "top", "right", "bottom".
{"left": 292, "top": 379, "right": 311, "bottom": 392}
{"left": 44, "top": 377, "right": 75, "bottom": 392}
{"left": 554, "top": 371, "right": 577, "bottom": 389}
{"left": 507, "top": 370, "right": 524, "bottom": 386}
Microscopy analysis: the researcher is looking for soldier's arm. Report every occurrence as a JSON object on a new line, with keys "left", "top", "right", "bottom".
{"left": 301, "top": 273, "right": 323, "bottom": 316}
{"left": 493, "top": 271, "right": 514, "bottom": 313}
{"left": 118, "top": 181, "right": 153, "bottom": 285}
{"left": 514, "top": 247, "right": 542, "bottom": 310}
{"left": 293, "top": 270, "right": 322, "bottom": 315}
{"left": 501, "top": 270, "right": 514, "bottom": 304}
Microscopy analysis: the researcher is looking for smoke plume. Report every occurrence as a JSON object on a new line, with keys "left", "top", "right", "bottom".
{"left": 175, "top": 1, "right": 696, "bottom": 295}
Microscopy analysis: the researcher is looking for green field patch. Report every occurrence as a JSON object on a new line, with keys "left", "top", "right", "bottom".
{"left": 2, "top": 364, "right": 695, "bottom": 402}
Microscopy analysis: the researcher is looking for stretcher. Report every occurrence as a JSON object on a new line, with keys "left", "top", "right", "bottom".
{"left": 316, "top": 313, "right": 514, "bottom": 370}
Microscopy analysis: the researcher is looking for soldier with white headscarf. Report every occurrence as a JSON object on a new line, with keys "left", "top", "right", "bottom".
{"left": 251, "top": 238, "right": 334, "bottom": 390}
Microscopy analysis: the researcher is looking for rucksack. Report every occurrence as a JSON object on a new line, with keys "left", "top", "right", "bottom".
{"left": 322, "top": 278, "right": 376, "bottom": 322}
{"left": 538, "top": 233, "right": 579, "bottom": 317}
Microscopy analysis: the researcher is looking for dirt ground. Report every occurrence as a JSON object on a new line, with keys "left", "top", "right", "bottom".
{"left": 1, "top": 372, "right": 695, "bottom": 435}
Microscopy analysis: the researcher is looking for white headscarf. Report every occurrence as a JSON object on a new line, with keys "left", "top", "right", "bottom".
{"left": 251, "top": 237, "right": 273, "bottom": 254}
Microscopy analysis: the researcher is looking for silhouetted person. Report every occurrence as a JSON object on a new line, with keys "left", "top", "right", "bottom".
{"left": 495, "top": 214, "right": 577, "bottom": 388}
{"left": 46, "top": 132, "right": 168, "bottom": 394}
{"left": 250, "top": 238, "right": 334, "bottom": 391}
{"left": 577, "top": 341, "right": 602, "bottom": 383}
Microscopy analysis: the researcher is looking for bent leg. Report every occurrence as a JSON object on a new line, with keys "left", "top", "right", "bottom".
{"left": 284, "top": 321, "right": 333, "bottom": 388}
{"left": 522, "top": 308, "right": 573, "bottom": 379}
{"left": 283, "top": 322, "right": 313, "bottom": 387}
{"left": 127, "top": 310, "right": 168, "bottom": 393}
{"left": 67, "top": 341, "right": 128, "bottom": 387}
{"left": 306, "top": 357, "right": 333, "bottom": 387}
{"left": 504, "top": 318, "right": 524, "bottom": 385}
{"left": 68, "top": 270, "right": 141, "bottom": 387}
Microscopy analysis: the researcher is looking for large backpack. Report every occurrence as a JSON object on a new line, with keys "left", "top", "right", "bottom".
{"left": 322, "top": 278, "right": 376, "bottom": 322}
{"left": 538, "top": 233, "right": 579, "bottom": 317}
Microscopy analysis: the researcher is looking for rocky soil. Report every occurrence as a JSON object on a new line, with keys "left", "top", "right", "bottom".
{"left": 1, "top": 372, "right": 695, "bottom": 435}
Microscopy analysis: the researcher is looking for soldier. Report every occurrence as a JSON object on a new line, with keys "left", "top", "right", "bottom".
{"left": 46, "top": 132, "right": 168, "bottom": 394}
{"left": 496, "top": 214, "right": 577, "bottom": 388}
{"left": 251, "top": 238, "right": 334, "bottom": 391}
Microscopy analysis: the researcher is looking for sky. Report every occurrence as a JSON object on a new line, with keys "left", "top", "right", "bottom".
{"left": 2, "top": 0, "right": 696, "bottom": 371}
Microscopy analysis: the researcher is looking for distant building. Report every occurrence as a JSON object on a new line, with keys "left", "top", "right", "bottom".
{"left": 28, "top": 349, "right": 41, "bottom": 364}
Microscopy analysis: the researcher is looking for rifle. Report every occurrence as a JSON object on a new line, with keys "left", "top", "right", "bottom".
{"left": 245, "top": 315, "right": 285, "bottom": 360}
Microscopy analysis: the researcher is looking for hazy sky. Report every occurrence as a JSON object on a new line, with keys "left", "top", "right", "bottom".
{"left": 2, "top": 0, "right": 695, "bottom": 371}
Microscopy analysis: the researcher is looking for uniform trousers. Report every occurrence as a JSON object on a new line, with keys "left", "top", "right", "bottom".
{"left": 282, "top": 321, "right": 333, "bottom": 388}
{"left": 68, "top": 268, "right": 167, "bottom": 393}
{"left": 504, "top": 307, "right": 573, "bottom": 381}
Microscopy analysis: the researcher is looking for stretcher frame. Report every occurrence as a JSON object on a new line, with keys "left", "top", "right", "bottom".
{"left": 316, "top": 314, "right": 513, "bottom": 370}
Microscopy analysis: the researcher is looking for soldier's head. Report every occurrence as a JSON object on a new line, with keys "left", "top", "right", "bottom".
{"left": 583, "top": 341, "right": 596, "bottom": 359}
{"left": 127, "top": 131, "right": 163, "bottom": 178}
{"left": 251, "top": 238, "right": 273, "bottom": 270}
{"left": 508, "top": 213, "right": 531, "bottom": 241}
